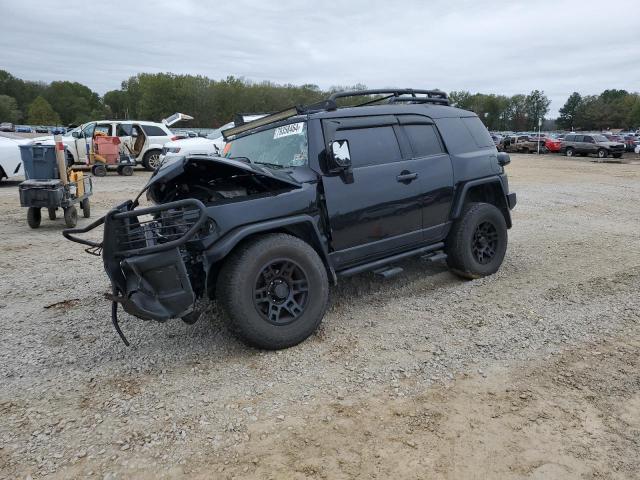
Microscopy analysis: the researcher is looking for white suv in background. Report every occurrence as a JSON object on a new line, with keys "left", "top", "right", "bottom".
{"left": 33, "top": 113, "right": 192, "bottom": 171}
{"left": 159, "top": 114, "right": 267, "bottom": 165}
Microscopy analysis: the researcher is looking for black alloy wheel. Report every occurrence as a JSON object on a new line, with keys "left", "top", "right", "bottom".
{"left": 471, "top": 221, "right": 498, "bottom": 265}
{"left": 253, "top": 259, "right": 309, "bottom": 326}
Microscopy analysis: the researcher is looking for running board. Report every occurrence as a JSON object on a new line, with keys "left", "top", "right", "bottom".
{"left": 422, "top": 251, "right": 447, "bottom": 262}
{"left": 337, "top": 242, "right": 445, "bottom": 277}
{"left": 373, "top": 266, "right": 404, "bottom": 278}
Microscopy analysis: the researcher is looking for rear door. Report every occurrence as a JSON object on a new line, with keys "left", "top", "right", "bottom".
{"left": 322, "top": 116, "right": 423, "bottom": 267}
{"left": 396, "top": 116, "right": 454, "bottom": 242}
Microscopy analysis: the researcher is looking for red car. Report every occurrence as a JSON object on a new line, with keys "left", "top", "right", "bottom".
{"left": 545, "top": 137, "right": 562, "bottom": 152}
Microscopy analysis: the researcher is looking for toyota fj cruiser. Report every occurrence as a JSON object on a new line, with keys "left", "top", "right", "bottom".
{"left": 64, "top": 89, "right": 516, "bottom": 350}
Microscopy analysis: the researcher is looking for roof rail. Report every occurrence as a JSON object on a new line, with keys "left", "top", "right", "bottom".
{"left": 221, "top": 88, "right": 449, "bottom": 140}
{"left": 328, "top": 88, "right": 449, "bottom": 106}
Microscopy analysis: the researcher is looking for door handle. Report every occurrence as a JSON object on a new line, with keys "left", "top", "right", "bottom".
{"left": 396, "top": 171, "right": 418, "bottom": 183}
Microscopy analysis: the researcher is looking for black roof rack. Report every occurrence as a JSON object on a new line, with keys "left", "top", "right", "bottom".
{"left": 221, "top": 88, "right": 449, "bottom": 140}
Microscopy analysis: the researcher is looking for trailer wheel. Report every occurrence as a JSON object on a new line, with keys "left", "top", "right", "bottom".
{"left": 92, "top": 164, "right": 107, "bottom": 177}
{"left": 121, "top": 165, "right": 134, "bottom": 176}
{"left": 64, "top": 206, "right": 78, "bottom": 228}
{"left": 81, "top": 199, "right": 90, "bottom": 218}
{"left": 48, "top": 208, "right": 57, "bottom": 220}
{"left": 27, "top": 207, "right": 41, "bottom": 229}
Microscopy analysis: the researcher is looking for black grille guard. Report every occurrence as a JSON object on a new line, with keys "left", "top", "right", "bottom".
{"left": 63, "top": 198, "right": 208, "bottom": 257}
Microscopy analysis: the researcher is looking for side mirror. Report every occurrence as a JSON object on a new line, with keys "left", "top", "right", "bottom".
{"left": 71, "top": 131, "right": 80, "bottom": 139}
{"left": 330, "top": 140, "right": 352, "bottom": 169}
{"left": 497, "top": 152, "right": 511, "bottom": 166}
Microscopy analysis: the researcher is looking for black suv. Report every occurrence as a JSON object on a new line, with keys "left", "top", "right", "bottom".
{"left": 65, "top": 89, "right": 516, "bottom": 349}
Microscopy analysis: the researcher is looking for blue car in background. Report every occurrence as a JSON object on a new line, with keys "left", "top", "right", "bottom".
{"left": 15, "top": 125, "right": 33, "bottom": 133}
{"left": 50, "top": 126, "right": 66, "bottom": 135}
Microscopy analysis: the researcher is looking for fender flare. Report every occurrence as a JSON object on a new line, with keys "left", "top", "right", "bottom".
{"left": 204, "top": 214, "right": 337, "bottom": 284}
{"left": 450, "top": 176, "right": 509, "bottom": 220}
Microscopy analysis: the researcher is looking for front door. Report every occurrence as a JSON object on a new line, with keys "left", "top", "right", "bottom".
{"left": 322, "top": 117, "right": 423, "bottom": 268}
{"left": 75, "top": 123, "right": 95, "bottom": 163}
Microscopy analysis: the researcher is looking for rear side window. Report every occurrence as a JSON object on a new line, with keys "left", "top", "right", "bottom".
{"left": 116, "top": 124, "right": 132, "bottom": 136}
{"left": 433, "top": 118, "right": 476, "bottom": 154}
{"left": 335, "top": 126, "right": 401, "bottom": 168}
{"left": 574, "top": 135, "right": 584, "bottom": 142}
{"left": 564, "top": 134, "right": 575, "bottom": 141}
{"left": 141, "top": 125, "right": 168, "bottom": 137}
{"left": 461, "top": 117, "right": 495, "bottom": 148}
{"left": 403, "top": 125, "right": 444, "bottom": 157}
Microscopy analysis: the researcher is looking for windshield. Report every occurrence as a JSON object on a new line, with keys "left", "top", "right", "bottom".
{"left": 223, "top": 121, "right": 308, "bottom": 168}
{"left": 592, "top": 134, "right": 608, "bottom": 142}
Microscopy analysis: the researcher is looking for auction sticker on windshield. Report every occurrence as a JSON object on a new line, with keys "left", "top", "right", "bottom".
{"left": 273, "top": 122, "right": 304, "bottom": 139}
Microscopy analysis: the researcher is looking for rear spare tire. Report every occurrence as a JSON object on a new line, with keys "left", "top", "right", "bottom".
{"left": 446, "top": 202, "right": 508, "bottom": 279}
{"left": 216, "top": 233, "right": 329, "bottom": 350}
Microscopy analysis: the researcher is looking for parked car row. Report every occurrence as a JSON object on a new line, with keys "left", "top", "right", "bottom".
{"left": 0, "top": 123, "right": 68, "bottom": 134}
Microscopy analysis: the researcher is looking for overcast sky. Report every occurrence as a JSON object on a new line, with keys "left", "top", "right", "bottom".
{"left": 2, "top": 0, "right": 639, "bottom": 116}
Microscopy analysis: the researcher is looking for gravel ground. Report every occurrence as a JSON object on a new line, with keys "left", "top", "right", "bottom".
{"left": 1, "top": 154, "right": 639, "bottom": 479}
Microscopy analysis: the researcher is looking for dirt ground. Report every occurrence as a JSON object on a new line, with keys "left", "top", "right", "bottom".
{"left": 1, "top": 154, "right": 639, "bottom": 479}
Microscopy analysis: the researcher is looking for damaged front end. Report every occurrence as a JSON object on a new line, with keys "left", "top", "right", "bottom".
{"left": 63, "top": 155, "right": 304, "bottom": 344}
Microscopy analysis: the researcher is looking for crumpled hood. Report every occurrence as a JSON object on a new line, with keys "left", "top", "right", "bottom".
{"left": 146, "top": 155, "right": 309, "bottom": 203}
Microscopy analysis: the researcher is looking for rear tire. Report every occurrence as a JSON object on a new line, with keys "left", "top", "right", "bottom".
{"left": 81, "top": 199, "right": 90, "bottom": 218}
{"left": 142, "top": 150, "right": 162, "bottom": 171}
{"left": 92, "top": 164, "right": 107, "bottom": 177}
{"left": 121, "top": 165, "right": 134, "bottom": 176}
{"left": 216, "top": 233, "right": 329, "bottom": 350}
{"left": 446, "top": 202, "right": 508, "bottom": 280}
{"left": 64, "top": 206, "right": 78, "bottom": 228}
{"left": 566, "top": 147, "right": 575, "bottom": 157}
{"left": 27, "top": 207, "right": 41, "bottom": 229}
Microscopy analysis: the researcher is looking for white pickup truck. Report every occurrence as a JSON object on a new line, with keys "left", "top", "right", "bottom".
{"left": 0, "top": 136, "right": 28, "bottom": 181}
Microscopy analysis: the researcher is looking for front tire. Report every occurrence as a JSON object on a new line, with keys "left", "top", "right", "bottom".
{"left": 142, "top": 150, "right": 162, "bottom": 171}
{"left": 27, "top": 207, "right": 41, "bottom": 228}
{"left": 446, "top": 202, "right": 508, "bottom": 280}
{"left": 216, "top": 233, "right": 329, "bottom": 350}
{"left": 597, "top": 148, "right": 608, "bottom": 159}
{"left": 63, "top": 206, "right": 78, "bottom": 228}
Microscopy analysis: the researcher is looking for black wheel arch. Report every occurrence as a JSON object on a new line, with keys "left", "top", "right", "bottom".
{"left": 205, "top": 215, "right": 336, "bottom": 298}
{"left": 451, "top": 177, "right": 512, "bottom": 229}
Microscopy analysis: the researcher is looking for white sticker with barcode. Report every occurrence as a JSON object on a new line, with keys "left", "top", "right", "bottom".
{"left": 273, "top": 122, "right": 304, "bottom": 139}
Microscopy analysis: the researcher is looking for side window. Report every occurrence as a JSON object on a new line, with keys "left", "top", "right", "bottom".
{"left": 583, "top": 135, "right": 593, "bottom": 143}
{"left": 141, "top": 125, "right": 168, "bottom": 137}
{"left": 81, "top": 123, "right": 95, "bottom": 138}
{"left": 565, "top": 135, "right": 574, "bottom": 141}
{"left": 116, "top": 124, "right": 132, "bottom": 136}
{"left": 403, "top": 124, "right": 444, "bottom": 157}
{"left": 574, "top": 135, "right": 584, "bottom": 142}
{"left": 461, "top": 117, "right": 495, "bottom": 148}
{"left": 95, "top": 124, "right": 112, "bottom": 136}
{"left": 334, "top": 126, "right": 401, "bottom": 168}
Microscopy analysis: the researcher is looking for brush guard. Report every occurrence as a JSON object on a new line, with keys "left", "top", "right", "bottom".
{"left": 63, "top": 198, "right": 208, "bottom": 345}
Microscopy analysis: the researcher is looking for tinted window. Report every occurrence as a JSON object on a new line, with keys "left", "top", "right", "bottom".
{"left": 564, "top": 134, "right": 575, "bottom": 141}
{"left": 434, "top": 117, "right": 477, "bottom": 154}
{"left": 574, "top": 135, "right": 584, "bottom": 142}
{"left": 117, "top": 124, "right": 132, "bottom": 136}
{"left": 335, "top": 126, "right": 401, "bottom": 168}
{"left": 141, "top": 125, "right": 168, "bottom": 137}
{"left": 403, "top": 124, "right": 444, "bottom": 157}
{"left": 461, "top": 117, "right": 495, "bottom": 148}
{"left": 583, "top": 136, "right": 593, "bottom": 143}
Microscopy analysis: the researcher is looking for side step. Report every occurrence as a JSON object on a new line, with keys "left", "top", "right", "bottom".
{"left": 373, "top": 266, "right": 404, "bottom": 279}
{"left": 337, "top": 242, "right": 445, "bottom": 278}
{"left": 422, "top": 251, "right": 447, "bottom": 263}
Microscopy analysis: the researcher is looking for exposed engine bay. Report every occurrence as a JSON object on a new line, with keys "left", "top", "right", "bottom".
{"left": 147, "top": 157, "right": 300, "bottom": 205}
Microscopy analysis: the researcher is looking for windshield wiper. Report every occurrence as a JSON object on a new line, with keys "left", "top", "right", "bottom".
{"left": 254, "top": 161, "right": 285, "bottom": 169}
{"left": 229, "top": 156, "right": 252, "bottom": 164}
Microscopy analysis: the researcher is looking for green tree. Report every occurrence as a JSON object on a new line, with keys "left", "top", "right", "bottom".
{"left": 557, "top": 92, "right": 582, "bottom": 130}
{"left": 27, "top": 96, "right": 61, "bottom": 124}
{"left": 0, "top": 94, "right": 20, "bottom": 123}
{"left": 524, "top": 90, "right": 550, "bottom": 130}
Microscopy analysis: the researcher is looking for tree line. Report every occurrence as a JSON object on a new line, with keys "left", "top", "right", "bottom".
{"left": 1, "top": 69, "right": 638, "bottom": 131}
